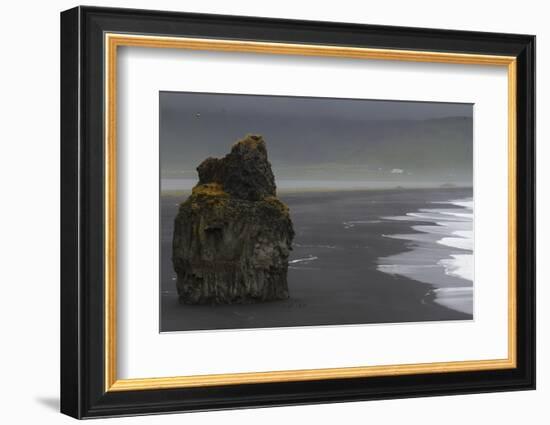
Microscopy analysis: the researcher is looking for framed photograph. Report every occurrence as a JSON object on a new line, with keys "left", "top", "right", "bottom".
{"left": 60, "top": 6, "right": 535, "bottom": 419}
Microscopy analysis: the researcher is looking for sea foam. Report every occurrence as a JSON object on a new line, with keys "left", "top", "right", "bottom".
{"left": 377, "top": 197, "right": 474, "bottom": 315}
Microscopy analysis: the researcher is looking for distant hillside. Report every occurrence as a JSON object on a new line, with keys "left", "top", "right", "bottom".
{"left": 161, "top": 116, "right": 472, "bottom": 185}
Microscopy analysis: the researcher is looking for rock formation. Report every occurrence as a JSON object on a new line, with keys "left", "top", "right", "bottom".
{"left": 172, "top": 134, "right": 294, "bottom": 304}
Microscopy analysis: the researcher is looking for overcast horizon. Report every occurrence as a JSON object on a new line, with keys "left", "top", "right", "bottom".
{"left": 160, "top": 91, "right": 473, "bottom": 189}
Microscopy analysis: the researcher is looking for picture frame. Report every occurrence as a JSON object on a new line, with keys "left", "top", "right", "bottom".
{"left": 60, "top": 5, "right": 535, "bottom": 419}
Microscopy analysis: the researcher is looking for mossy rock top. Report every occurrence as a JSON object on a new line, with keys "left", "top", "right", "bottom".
{"left": 196, "top": 134, "right": 276, "bottom": 201}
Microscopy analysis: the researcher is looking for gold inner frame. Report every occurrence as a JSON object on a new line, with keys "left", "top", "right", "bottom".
{"left": 104, "top": 33, "right": 517, "bottom": 392}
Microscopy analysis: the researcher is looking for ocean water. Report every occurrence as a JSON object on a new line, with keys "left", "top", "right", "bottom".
{"left": 377, "top": 198, "right": 473, "bottom": 315}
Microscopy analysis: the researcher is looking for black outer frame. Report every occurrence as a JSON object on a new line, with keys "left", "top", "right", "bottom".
{"left": 60, "top": 5, "right": 536, "bottom": 419}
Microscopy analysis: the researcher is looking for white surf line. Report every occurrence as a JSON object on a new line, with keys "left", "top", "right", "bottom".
{"left": 439, "top": 254, "right": 473, "bottom": 281}
{"left": 343, "top": 220, "right": 382, "bottom": 229}
{"left": 289, "top": 255, "right": 319, "bottom": 264}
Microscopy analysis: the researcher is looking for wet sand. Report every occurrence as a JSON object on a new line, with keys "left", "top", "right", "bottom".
{"left": 160, "top": 188, "right": 472, "bottom": 332}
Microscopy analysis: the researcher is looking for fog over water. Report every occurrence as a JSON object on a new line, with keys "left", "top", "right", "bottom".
{"left": 160, "top": 92, "right": 473, "bottom": 189}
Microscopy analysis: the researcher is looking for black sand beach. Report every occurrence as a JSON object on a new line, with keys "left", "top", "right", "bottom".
{"left": 160, "top": 187, "right": 472, "bottom": 332}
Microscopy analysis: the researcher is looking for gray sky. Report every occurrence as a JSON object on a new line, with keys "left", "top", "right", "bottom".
{"left": 160, "top": 91, "right": 473, "bottom": 187}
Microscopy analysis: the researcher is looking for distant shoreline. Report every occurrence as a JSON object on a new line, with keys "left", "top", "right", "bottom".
{"left": 161, "top": 185, "right": 473, "bottom": 198}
